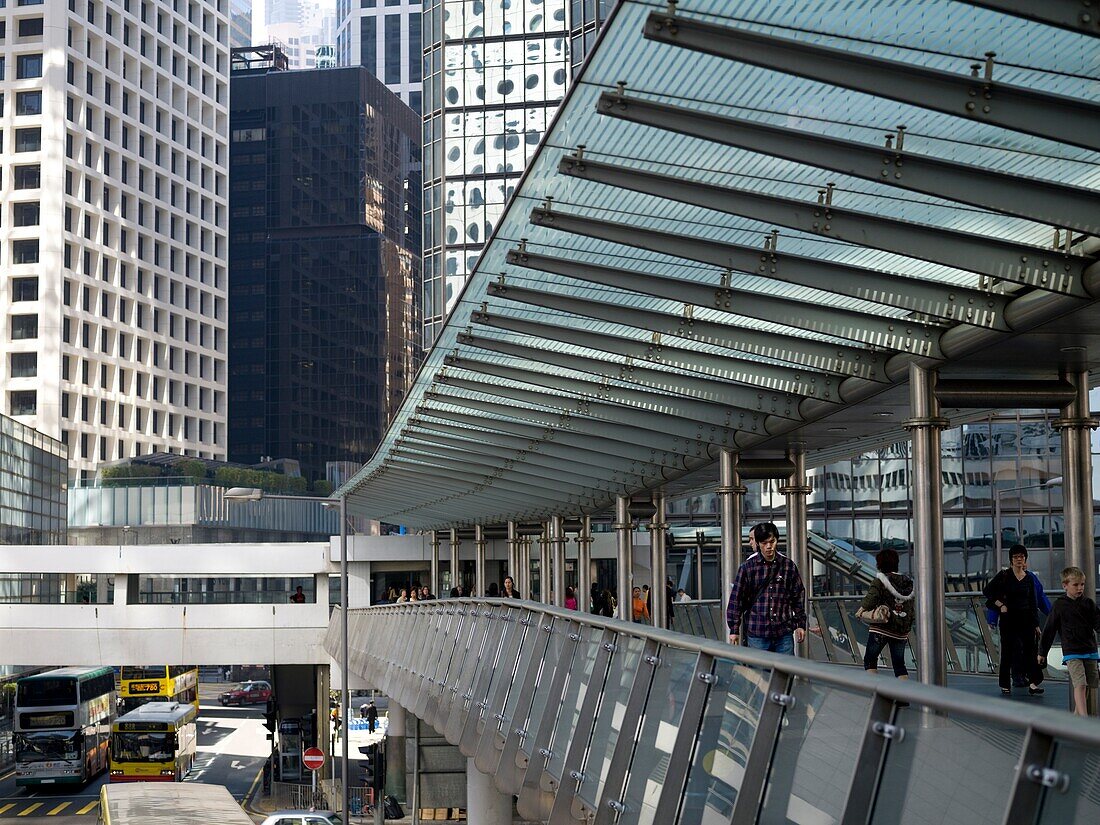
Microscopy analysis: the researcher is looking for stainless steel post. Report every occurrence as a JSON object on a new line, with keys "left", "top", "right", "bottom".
{"left": 474, "top": 525, "right": 487, "bottom": 598}
{"left": 339, "top": 497, "right": 349, "bottom": 821}
{"left": 719, "top": 449, "right": 746, "bottom": 605}
{"left": 908, "top": 363, "right": 948, "bottom": 686}
{"left": 520, "top": 536, "right": 532, "bottom": 600}
{"left": 429, "top": 531, "right": 440, "bottom": 599}
{"left": 694, "top": 531, "right": 705, "bottom": 601}
{"left": 576, "top": 515, "right": 593, "bottom": 612}
{"left": 506, "top": 521, "right": 519, "bottom": 592}
{"left": 780, "top": 447, "right": 811, "bottom": 657}
{"left": 551, "top": 515, "right": 566, "bottom": 607}
{"left": 615, "top": 495, "right": 633, "bottom": 621}
{"left": 539, "top": 523, "right": 552, "bottom": 604}
{"left": 449, "top": 528, "right": 461, "bottom": 594}
{"left": 1057, "top": 369, "right": 1097, "bottom": 598}
{"left": 650, "top": 492, "right": 668, "bottom": 628}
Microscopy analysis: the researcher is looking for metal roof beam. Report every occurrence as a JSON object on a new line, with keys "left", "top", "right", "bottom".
{"left": 470, "top": 308, "right": 846, "bottom": 397}
{"left": 421, "top": 391, "right": 724, "bottom": 457}
{"left": 485, "top": 280, "right": 890, "bottom": 381}
{"left": 436, "top": 372, "right": 751, "bottom": 445}
{"left": 503, "top": 249, "right": 943, "bottom": 357}
{"left": 644, "top": 11, "right": 1100, "bottom": 152}
{"left": 415, "top": 408, "right": 700, "bottom": 470}
{"left": 596, "top": 91, "right": 1100, "bottom": 236}
{"left": 454, "top": 329, "right": 803, "bottom": 419}
{"left": 955, "top": 0, "right": 1100, "bottom": 37}
{"left": 557, "top": 154, "right": 1090, "bottom": 296}
{"left": 530, "top": 206, "right": 1009, "bottom": 329}
{"left": 376, "top": 465, "right": 579, "bottom": 510}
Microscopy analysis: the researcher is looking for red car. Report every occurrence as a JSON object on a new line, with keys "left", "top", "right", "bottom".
{"left": 219, "top": 680, "right": 272, "bottom": 706}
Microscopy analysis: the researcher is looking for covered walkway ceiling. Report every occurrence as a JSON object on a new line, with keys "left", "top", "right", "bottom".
{"left": 342, "top": 0, "right": 1100, "bottom": 528}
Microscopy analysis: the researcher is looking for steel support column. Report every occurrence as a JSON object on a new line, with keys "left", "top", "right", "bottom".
{"left": 429, "top": 531, "right": 441, "bottom": 599}
{"left": 780, "top": 447, "right": 812, "bottom": 658}
{"left": 576, "top": 515, "right": 593, "bottom": 614}
{"left": 520, "top": 536, "right": 533, "bottom": 601}
{"left": 506, "top": 521, "right": 520, "bottom": 591}
{"left": 615, "top": 495, "right": 634, "bottom": 622}
{"left": 1056, "top": 370, "right": 1097, "bottom": 599}
{"left": 539, "top": 524, "right": 552, "bottom": 604}
{"left": 474, "top": 525, "right": 487, "bottom": 599}
{"left": 907, "top": 364, "right": 948, "bottom": 686}
{"left": 718, "top": 449, "right": 746, "bottom": 613}
{"left": 650, "top": 492, "right": 668, "bottom": 629}
{"left": 550, "top": 515, "right": 567, "bottom": 607}
{"left": 449, "top": 528, "right": 461, "bottom": 595}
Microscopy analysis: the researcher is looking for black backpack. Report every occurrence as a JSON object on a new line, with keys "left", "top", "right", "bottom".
{"left": 383, "top": 795, "right": 405, "bottom": 820}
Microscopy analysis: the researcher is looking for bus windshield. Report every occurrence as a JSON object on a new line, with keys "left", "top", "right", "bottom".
{"left": 17, "top": 679, "right": 78, "bottom": 707}
{"left": 14, "top": 731, "right": 80, "bottom": 762}
{"left": 120, "top": 667, "right": 167, "bottom": 680}
{"left": 111, "top": 732, "right": 176, "bottom": 762}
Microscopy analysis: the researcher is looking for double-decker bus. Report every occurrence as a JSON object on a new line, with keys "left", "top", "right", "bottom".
{"left": 108, "top": 702, "right": 198, "bottom": 782}
{"left": 118, "top": 666, "right": 198, "bottom": 714}
{"left": 98, "top": 782, "right": 254, "bottom": 825}
{"left": 14, "top": 666, "right": 115, "bottom": 786}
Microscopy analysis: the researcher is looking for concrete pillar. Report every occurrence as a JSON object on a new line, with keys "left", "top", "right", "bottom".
{"left": 539, "top": 524, "right": 552, "bottom": 604}
{"left": 908, "top": 363, "right": 948, "bottom": 687}
{"left": 614, "top": 495, "right": 633, "bottom": 622}
{"left": 649, "top": 492, "right": 668, "bottom": 628}
{"left": 780, "top": 446, "right": 811, "bottom": 657}
{"left": 385, "top": 701, "right": 407, "bottom": 803}
{"left": 550, "top": 515, "right": 566, "bottom": 607}
{"left": 575, "top": 515, "right": 593, "bottom": 613}
{"left": 429, "top": 531, "right": 441, "bottom": 598}
{"left": 467, "top": 757, "right": 512, "bottom": 825}
{"left": 449, "top": 528, "right": 461, "bottom": 594}
{"left": 718, "top": 449, "right": 746, "bottom": 604}
{"left": 474, "top": 525, "right": 487, "bottom": 598}
{"left": 1057, "top": 369, "right": 1097, "bottom": 598}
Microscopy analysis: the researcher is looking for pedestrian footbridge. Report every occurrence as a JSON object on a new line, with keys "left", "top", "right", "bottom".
{"left": 330, "top": 601, "right": 1100, "bottom": 824}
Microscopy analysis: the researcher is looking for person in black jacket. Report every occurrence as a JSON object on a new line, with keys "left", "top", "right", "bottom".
{"left": 1039, "top": 566, "right": 1100, "bottom": 716}
{"left": 983, "top": 545, "right": 1048, "bottom": 696}
{"left": 859, "top": 549, "right": 915, "bottom": 679}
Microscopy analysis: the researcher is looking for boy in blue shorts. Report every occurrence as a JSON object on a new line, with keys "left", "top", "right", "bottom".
{"left": 1039, "top": 566, "right": 1100, "bottom": 716}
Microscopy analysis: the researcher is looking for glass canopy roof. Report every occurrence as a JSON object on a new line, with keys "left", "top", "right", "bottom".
{"left": 342, "top": 0, "right": 1100, "bottom": 528}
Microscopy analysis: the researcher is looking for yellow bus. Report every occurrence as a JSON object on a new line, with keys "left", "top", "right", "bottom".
{"left": 118, "top": 666, "right": 198, "bottom": 714}
{"left": 108, "top": 702, "right": 198, "bottom": 782}
{"left": 98, "top": 782, "right": 253, "bottom": 824}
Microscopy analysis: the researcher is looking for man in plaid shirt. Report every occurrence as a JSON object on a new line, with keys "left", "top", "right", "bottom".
{"left": 727, "top": 522, "right": 807, "bottom": 654}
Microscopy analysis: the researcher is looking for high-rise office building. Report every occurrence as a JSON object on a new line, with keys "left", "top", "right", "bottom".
{"left": 335, "top": 0, "right": 422, "bottom": 112}
{"left": 228, "top": 50, "right": 421, "bottom": 481}
{"left": 420, "top": 0, "right": 610, "bottom": 343}
{"left": 0, "top": 1, "right": 230, "bottom": 477}
{"left": 265, "top": 0, "right": 338, "bottom": 70}
{"left": 229, "top": 0, "right": 253, "bottom": 49}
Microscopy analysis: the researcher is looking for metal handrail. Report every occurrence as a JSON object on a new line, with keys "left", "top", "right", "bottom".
{"left": 329, "top": 600, "right": 1100, "bottom": 824}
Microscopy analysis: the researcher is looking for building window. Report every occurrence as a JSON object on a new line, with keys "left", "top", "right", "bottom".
{"left": 10, "top": 351, "right": 36, "bottom": 378}
{"left": 17, "top": 18, "right": 43, "bottom": 37}
{"left": 360, "top": 15, "right": 376, "bottom": 69}
{"left": 385, "top": 15, "right": 401, "bottom": 82}
{"left": 12, "top": 239, "right": 39, "bottom": 264}
{"left": 13, "top": 201, "right": 39, "bottom": 226}
{"left": 14, "top": 127, "right": 40, "bottom": 152}
{"left": 9, "top": 390, "right": 36, "bottom": 416}
{"left": 15, "top": 90, "right": 41, "bottom": 115}
{"left": 13, "top": 165, "right": 40, "bottom": 188}
{"left": 10, "top": 314, "right": 38, "bottom": 340}
{"left": 11, "top": 277, "right": 37, "bottom": 301}
{"left": 16, "top": 53, "right": 43, "bottom": 79}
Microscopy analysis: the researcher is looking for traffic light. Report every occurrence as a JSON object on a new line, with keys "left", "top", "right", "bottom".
{"left": 360, "top": 742, "right": 386, "bottom": 791}
{"left": 263, "top": 699, "right": 277, "bottom": 733}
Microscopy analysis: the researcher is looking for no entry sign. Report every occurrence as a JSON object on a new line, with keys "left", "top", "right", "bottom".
{"left": 302, "top": 747, "right": 325, "bottom": 771}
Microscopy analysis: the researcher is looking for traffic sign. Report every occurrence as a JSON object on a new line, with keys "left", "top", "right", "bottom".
{"left": 302, "top": 747, "right": 325, "bottom": 771}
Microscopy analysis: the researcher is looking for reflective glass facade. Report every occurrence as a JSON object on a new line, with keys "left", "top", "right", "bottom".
{"left": 0, "top": 413, "right": 67, "bottom": 544}
{"left": 228, "top": 66, "right": 422, "bottom": 481}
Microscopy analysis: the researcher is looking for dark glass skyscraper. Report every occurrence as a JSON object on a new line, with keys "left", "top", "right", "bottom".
{"left": 228, "top": 53, "right": 422, "bottom": 480}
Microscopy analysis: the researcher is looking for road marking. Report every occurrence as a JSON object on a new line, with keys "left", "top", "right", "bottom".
{"left": 46, "top": 802, "right": 71, "bottom": 815}
{"left": 75, "top": 800, "right": 99, "bottom": 815}
{"left": 17, "top": 802, "right": 43, "bottom": 816}
{"left": 0, "top": 804, "right": 14, "bottom": 815}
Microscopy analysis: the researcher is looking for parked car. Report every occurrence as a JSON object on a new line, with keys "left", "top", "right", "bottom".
{"left": 219, "top": 679, "right": 272, "bottom": 706}
{"left": 260, "top": 811, "right": 342, "bottom": 825}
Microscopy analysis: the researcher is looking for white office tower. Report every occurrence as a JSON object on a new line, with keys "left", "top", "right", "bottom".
{"left": 267, "top": 0, "right": 337, "bottom": 70}
{"left": 335, "top": 0, "right": 421, "bottom": 112}
{"left": 1, "top": 0, "right": 230, "bottom": 477}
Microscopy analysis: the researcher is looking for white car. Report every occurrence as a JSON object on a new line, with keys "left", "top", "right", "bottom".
{"left": 260, "top": 812, "right": 342, "bottom": 825}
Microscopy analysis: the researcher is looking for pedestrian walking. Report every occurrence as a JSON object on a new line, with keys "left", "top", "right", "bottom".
{"left": 983, "top": 545, "right": 1050, "bottom": 696}
{"left": 631, "top": 586, "right": 650, "bottom": 624}
{"left": 1039, "top": 566, "right": 1100, "bottom": 716}
{"left": 859, "top": 548, "right": 915, "bottom": 679}
{"left": 726, "top": 522, "right": 807, "bottom": 654}
{"left": 364, "top": 699, "right": 379, "bottom": 733}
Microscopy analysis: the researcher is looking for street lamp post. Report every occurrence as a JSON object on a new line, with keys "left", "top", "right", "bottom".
{"left": 224, "top": 487, "right": 349, "bottom": 820}
{"left": 992, "top": 477, "right": 1062, "bottom": 571}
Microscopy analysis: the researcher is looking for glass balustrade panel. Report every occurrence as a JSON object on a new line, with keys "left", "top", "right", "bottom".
{"left": 1035, "top": 741, "right": 1100, "bottom": 823}
{"left": 545, "top": 623, "right": 605, "bottom": 781}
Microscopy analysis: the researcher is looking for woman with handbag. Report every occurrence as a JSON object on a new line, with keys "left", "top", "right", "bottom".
{"left": 859, "top": 549, "right": 915, "bottom": 679}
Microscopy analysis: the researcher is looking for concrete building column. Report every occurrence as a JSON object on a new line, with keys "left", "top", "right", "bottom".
{"left": 649, "top": 492, "right": 668, "bottom": 628}
{"left": 907, "top": 363, "right": 949, "bottom": 687}
{"left": 779, "top": 446, "right": 811, "bottom": 657}
{"left": 385, "top": 701, "right": 407, "bottom": 802}
{"left": 467, "top": 757, "right": 512, "bottom": 825}
{"left": 550, "top": 515, "right": 566, "bottom": 607}
{"left": 718, "top": 449, "right": 746, "bottom": 604}
{"left": 538, "top": 524, "right": 552, "bottom": 604}
{"left": 449, "top": 528, "right": 461, "bottom": 594}
{"left": 1057, "top": 369, "right": 1097, "bottom": 598}
{"left": 429, "top": 531, "right": 441, "bottom": 598}
{"left": 474, "top": 525, "right": 487, "bottom": 598}
{"left": 614, "top": 495, "right": 633, "bottom": 622}
{"left": 575, "top": 515, "right": 593, "bottom": 613}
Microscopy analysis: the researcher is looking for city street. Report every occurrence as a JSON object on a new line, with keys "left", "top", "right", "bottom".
{"left": 0, "top": 684, "right": 269, "bottom": 821}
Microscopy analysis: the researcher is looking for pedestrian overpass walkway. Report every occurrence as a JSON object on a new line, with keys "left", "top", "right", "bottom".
{"left": 329, "top": 601, "right": 1100, "bottom": 824}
